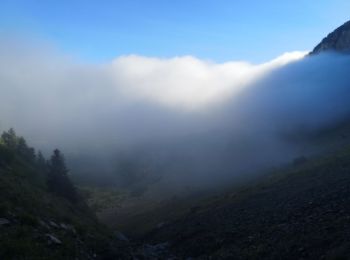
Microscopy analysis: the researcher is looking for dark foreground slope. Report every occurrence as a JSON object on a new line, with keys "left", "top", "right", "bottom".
{"left": 140, "top": 146, "right": 350, "bottom": 259}
{"left": 0, "top": 131, "right": 131, "bottom": 259}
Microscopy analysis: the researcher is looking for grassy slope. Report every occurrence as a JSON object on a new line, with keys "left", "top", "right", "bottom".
{"left": 0, "top": 144, "right": 131, "bottom": 259}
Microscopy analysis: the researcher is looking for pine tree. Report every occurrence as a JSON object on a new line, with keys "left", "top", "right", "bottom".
{"left": 1, "top": 128, "right": 18, "bottom": 149}
{"left": 0, "top": 129, "right": 16, "bottom": 165}
{"left": 36, "top": 151, "right": 47, "bottom": 169}
{"left": 17, "top": 137, "right": 36, "bottom": 162}
{"left": 47, "top": 149, "right": 77, "bottom": 202}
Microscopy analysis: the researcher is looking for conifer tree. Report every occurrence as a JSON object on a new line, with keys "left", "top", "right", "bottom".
{"left": 1, "top": 128, "right": 18, "bottom": 149}
{"left": 47, "top": 149, "right": 77, "bottom": 202}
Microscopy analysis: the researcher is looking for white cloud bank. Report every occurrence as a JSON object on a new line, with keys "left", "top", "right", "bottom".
{"left": 111, "top": 52, "right": 306, "bottom": 110}
{"left": 0, "top": 39, "right": 306, "bottom": 149}
{"left": 9, "top": 38, "right": 350, "bottom": 192}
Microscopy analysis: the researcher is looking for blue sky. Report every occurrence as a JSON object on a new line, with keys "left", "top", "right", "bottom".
{"left": 1, "top": 0, "right": 350, "bottom": 63}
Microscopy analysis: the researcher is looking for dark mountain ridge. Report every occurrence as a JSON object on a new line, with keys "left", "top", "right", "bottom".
{"left": 311, "top": 20, "right": 350, "bottom": 55}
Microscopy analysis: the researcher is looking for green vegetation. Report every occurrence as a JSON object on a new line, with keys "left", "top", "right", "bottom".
{"left": 47, "top": 149, "right": 78, "bottom": 203}
{"left": 79, "top": 186, "right": 126, "bottom": 213}
{"left": 0, "top": 129, "right": 131, "bottom": 259}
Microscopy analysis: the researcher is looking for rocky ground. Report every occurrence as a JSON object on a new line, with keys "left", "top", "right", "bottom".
{"left": 130, "top": 147, "right": 350, "bottom": 259}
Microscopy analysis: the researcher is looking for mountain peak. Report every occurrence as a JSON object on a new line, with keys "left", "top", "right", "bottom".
{"left": 311, "top": 20, "right": 350, "bottom": 55}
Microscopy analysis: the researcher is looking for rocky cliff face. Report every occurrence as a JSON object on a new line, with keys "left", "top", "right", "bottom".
{"left": 311, "top": 20, "right": 350, "bottom": 55}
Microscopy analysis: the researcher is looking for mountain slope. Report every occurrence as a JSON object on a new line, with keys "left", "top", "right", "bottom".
{"left": 142, "top": 145, "right": 350, "bottom": 259}
{"left": 0, "top": 130, "right": 132, "bottom": 259}
{"left": 311, "top": 20, "right": 350, "bottom": 54}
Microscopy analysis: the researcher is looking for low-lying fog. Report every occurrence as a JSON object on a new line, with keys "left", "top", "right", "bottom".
{"left": 1, "top": 37, "right": 350, "bottom": 195}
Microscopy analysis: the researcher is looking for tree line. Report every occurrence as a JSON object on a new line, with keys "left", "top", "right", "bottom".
{"left": 0, "top": 128, "right": 77, "bottom": 203}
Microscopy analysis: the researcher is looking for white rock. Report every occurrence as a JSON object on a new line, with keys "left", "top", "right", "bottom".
{"left": 0, "top": 218, "right": 10, "bottom": 226}
{"left": 46, "top": 234, "right": 62, "bottom": 245}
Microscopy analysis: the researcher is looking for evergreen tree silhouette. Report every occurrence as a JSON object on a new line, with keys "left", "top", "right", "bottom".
{"left": 47, "top": 149, "right": 77, "bottom": 202}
